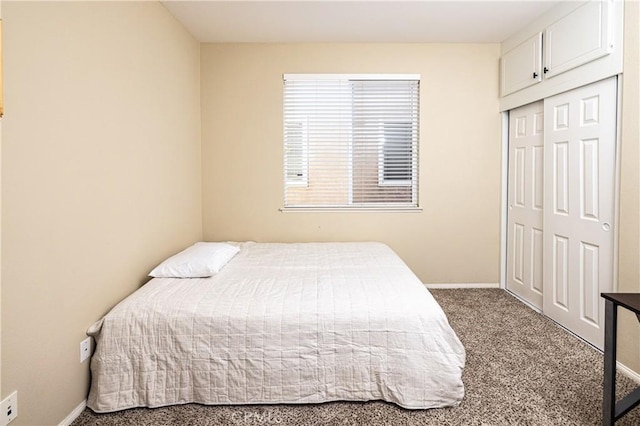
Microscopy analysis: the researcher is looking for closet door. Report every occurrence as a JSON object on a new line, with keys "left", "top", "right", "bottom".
{"left": 543, "top": 77, "right": 617, "bottom": 350}
{"left": 506, "top": 102, "right": 544, "bottom": 309}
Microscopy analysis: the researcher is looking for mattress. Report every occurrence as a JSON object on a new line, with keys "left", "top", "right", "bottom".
{"left": 87, "top": 242, "right": 465, "bottom": 412}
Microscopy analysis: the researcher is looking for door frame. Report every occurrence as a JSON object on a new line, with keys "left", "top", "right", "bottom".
{"left": 500, "top": 111, "right": 509, "bottom": 290}
{"left": 612, "top": 74, "right": 623, "bottom": 296}
{"left": 499, "top": 75, "right": 623, "bottom": 302}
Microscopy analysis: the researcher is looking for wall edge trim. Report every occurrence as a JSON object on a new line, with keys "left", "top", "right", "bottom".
{"left": 617, "top": 361, "right": 640, "bottom": 384}
{"left": 59, "top": 399, "right": 86, "bottom": 426}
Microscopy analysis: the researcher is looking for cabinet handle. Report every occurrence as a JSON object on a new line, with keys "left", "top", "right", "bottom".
{"left": 543, "top": 67, "right": 549, "bottom": 74}
{"left": 533, "top": 72, "right": 539, "bottom": 79}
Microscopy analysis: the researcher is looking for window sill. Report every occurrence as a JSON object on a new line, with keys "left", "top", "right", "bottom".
{"left": 279, "top": 207, "right": 423, "bottom": 213}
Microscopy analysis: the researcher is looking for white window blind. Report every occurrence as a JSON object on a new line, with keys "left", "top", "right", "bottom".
{"left": 283, "top": 74, "right": 420, "bottom": 209}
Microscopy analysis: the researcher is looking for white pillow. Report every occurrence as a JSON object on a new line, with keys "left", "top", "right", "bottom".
{"left": 149, "top": 242, "right": 240, "bottom": 278}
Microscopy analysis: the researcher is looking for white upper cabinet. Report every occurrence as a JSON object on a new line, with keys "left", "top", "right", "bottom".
{"left": 500, "top": 33, "right": 542, "bottom": 97}
{"left": 500, "top": 1, "right": 615, "bottom": 99}
{"left": 544, "top": 1, "right": 612, "bottom": 78}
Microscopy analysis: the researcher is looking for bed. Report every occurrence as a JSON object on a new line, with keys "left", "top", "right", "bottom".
{"left": 87, "top": 242, "right": 465, "bottom": 412}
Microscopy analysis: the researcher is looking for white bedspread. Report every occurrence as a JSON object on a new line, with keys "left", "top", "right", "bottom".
{"left": 87, "top": 242, "right": 465, "bottom": 412}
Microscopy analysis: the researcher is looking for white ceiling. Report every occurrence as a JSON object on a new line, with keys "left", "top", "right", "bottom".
{"left": 161, "top": 0, "right": 563, "bottom": 44}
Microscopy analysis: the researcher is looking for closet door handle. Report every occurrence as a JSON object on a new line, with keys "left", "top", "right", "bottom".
{"left": 533, "top": 72, "right": 539, "bottom": 79}
{"left": 602, "top": 222, "right": 611, "bottom": 231}
{"left": 543, "top": 67, "right": 549, "bottom": 74}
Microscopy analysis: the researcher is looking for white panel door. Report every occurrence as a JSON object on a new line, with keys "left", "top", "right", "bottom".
{"left": 543, "top": 77, "right": 617, "bottom": 350}
{"left": 507, "top": 101, "right": 544, "bottom": 309}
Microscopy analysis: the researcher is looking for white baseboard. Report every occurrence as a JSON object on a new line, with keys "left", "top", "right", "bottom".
{"left": 618, "top": 361, "right": 640, "bottom": 384}
{"left": 424, "top": 283, "right": 500, "bottom": 289}
{"left": 59, "top": 399, "right": 86, "bottom": 426}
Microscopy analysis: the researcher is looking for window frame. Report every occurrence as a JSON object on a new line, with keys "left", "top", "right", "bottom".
{"left": 282, "top": 74, "right": 421, "bottom": 212}
{"left": 377, "top": 120, "right": 415, "bottom": 187}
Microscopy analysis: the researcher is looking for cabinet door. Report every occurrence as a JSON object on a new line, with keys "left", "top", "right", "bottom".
{"left": 500, "top": 33, "right": 542, "bottom": 97}
{"left": 544, "top": 1, "right": 612, "bottom": 79}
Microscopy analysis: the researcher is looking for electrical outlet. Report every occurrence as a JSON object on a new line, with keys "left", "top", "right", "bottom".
{"left": 0, "top": 391, "right": 18, "bottom": 425}
{"left": 80, "top": 337, "right": 91, "bottom": 363}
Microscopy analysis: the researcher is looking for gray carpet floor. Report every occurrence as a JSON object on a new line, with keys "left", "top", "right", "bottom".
{"left": 72, "top": 289, "right": 640, "bottom": 425}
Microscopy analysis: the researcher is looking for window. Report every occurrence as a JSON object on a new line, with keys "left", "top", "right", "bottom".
{"left": 283, "top": 74, "right": 419, "bottom": 210}
{"left": 379, "top": 121, "right": 413, "bottom": 186}
{"left": 284, "top": 120, "right": 308, "bottom": 186}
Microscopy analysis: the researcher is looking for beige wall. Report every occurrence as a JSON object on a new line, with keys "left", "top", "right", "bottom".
{"left": 0, "top": 0, "right": 3, "bottom": 399}
{"left": 617, "top": 0, "right": 640, "bottom": 374}
{"left": 1, "top": 2, "right": 202, "bottom": 424}
{"left": 1, "top": 4, "right": 636, "bottom": 425}
{"left": 201, "top": 43, "right": 502, "bottom": 284}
